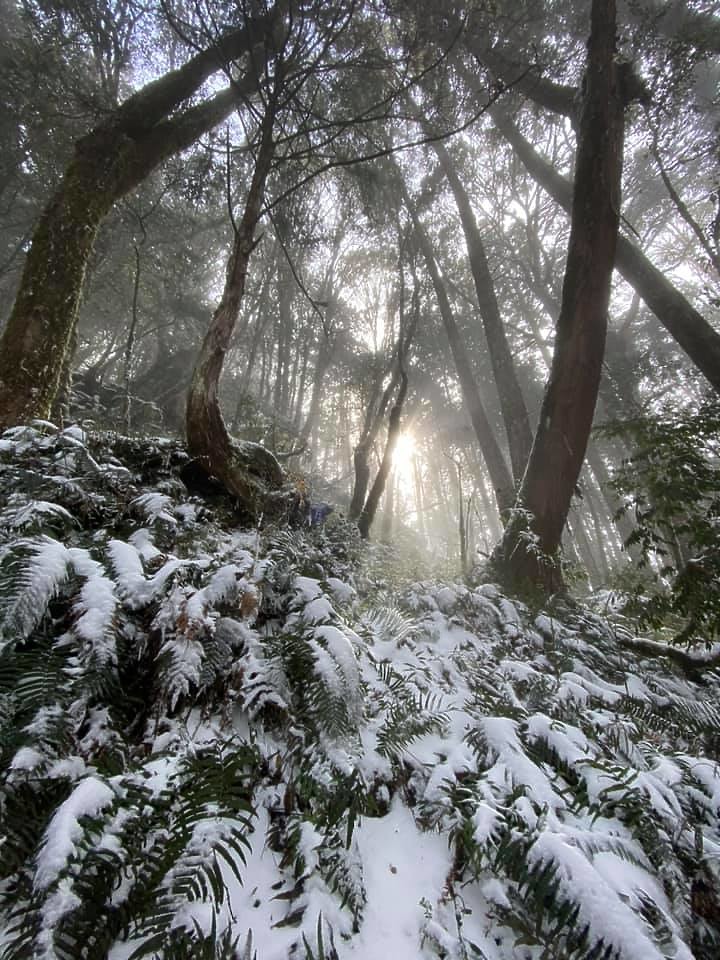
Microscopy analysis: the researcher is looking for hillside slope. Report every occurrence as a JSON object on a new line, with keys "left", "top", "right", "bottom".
{"left": 1, "top": 424, "right": 719, "bottom": 960}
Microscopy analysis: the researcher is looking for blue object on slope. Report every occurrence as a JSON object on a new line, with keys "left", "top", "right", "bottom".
{"left": 309, "top": 502, "right": 334, "bottom": 526}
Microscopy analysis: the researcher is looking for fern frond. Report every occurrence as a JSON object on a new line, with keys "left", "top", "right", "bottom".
{"left": 376, "top": 690, "right": 449, "bottom": 761}
{"left": 0, "top": 496, "right": 76, "bottom": 535}
{"left": 0, "top": 537, "right": 71, "bottom": 649}
{"left": 123, "top": 746, "right": 257, "bottom": 953}
{"left": 358, "top": 606, "right": 417, "bottom": 648}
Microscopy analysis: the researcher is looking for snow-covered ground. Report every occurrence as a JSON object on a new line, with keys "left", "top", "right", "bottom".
{"left": 1, "top": 423, "right": 719, "bottom": 959}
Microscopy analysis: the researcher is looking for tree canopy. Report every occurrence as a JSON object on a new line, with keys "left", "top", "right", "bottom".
{"left": 0, "top": 0, "right": 718, "bottom": 591}
{"left": 2, "top": 3, "right": 720, "bottom": 956}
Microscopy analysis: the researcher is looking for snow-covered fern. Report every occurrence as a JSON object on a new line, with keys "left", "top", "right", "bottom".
{"left": 1, "top": 424, "right": 720, "bottom": 960}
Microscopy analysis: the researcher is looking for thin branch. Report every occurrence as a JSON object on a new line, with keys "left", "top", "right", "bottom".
{"left": 262, "top": 81, "right": 509, "bottom": 215}
{"left": 646, "top": 108, "right": 720, "bottom": 278}
{"left": 618, "top": 632, "right": 720, "bottom": 671}
{"left": 226, "top": 124, "right": 239, "bottom": 237}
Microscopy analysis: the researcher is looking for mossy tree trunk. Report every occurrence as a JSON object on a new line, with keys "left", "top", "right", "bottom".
{"left": 185, "top": 101, "right": 283, "bottom": 511}
{"left": 492, "top": 0, "right": 625, "bottom": 592}
{"left": 0, "top": 15, "right": 276, "bottom": 431}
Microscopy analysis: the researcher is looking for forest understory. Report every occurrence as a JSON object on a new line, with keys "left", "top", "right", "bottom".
{"left": 2, "top": 0, "right": 720, "bottom": 956}
{"left": 1, "top": 421, "right": 719, "bottom": 960}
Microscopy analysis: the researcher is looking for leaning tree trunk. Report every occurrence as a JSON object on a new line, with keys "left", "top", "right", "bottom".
{"left": 492, "top": 108, "right": 720, "bottom": 396}
{"left": 186, "top": 104, "right": 283, "bottom": 512}
{"left": 493, "top": 0, "right": 625, "bottom": 592}
{"left": 0, "top": 15, "right": 276, "bottom": 431}
{"left": 432, "top": 139, "right": 534, "bottom": 483}
{"left": 358, "top": 370, "right": 408, "bottom": 539}
{"left": 403, "top": 188, "right": 516, "bottom": 517}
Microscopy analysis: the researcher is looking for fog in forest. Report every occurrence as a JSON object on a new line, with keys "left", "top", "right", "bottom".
{"left": 3, "top": 3, "right": 720, "bottom": 958}
{"left": 2, "top": 0, "right": 719, "bottom": 591}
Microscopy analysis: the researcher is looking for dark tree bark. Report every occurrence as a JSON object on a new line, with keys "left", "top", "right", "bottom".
{"left": 403, "top": 189, "right": 516, "bottom": 516}
{"left": 492, "top": 108, "right": 720, "bottom": 395}
{"left": 432, "top": 139, "right": 533, "bottom": 483}
{"left": 349, "top": 365, "right": 399, "bottom": 521}
{"left": 358, "top": 370, "right": 408, "bottom": 539}
{"left": 510, "top": 273, "right": 637, "bottom": 563}
{"left": 185, "top": 102, "right": 283, "bottom": 511}
{"left": 0, "top": 14, "right": 277, "bottom": 430}
{"left": 349, "top": 438, "right": 374, "bottom": 522}
{"left": 493, "top": 0, "right": 625, "bottom": 591}
{"left": 122, "top": 239, "right": 143, "bottom": 432}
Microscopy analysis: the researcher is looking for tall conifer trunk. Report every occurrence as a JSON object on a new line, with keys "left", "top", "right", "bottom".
{"left": 0, "top": 16, "right": 275, "bottom": 430}
{"left": 358, "top": 370, "right": 408, "bottom": 539}
{"left": 493, "top": 0, "right": 625, "bottom": 591}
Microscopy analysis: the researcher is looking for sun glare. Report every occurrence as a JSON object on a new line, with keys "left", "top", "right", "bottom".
{"left": 393, "top": 431, "right": 416, "bottom": 465}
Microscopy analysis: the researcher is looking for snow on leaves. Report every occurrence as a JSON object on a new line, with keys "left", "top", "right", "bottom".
{"left": 1, "top": 424, "right": 720, "bottom": 960}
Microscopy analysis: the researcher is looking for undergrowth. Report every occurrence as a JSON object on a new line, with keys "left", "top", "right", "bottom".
{"left": 0, "top": 422, "right": 719, "bottom": 959}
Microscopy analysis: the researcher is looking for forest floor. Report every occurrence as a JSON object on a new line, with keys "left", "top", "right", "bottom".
{"left": 1, "top": 423, "right": 719, "bottom": 960}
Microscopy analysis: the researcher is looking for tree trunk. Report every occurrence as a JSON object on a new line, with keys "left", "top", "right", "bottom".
{"left": 339, "top": 380, "right": 354, "bottom": 488}
{"left": 0, "top": 16, "right": 276, "bottom": 430}
{"left": 273, "top": 266, "right": 293, "bottom": 419}
{"left": 432, "top": 139, "right": 534, "bottom": 482}
{"left": 122, "top": 241, "right": 143, "bottom": 432}
{"left": 454, "top": 460, "right": 469, "bottom": 578}
{"left": 493, "top": 0, "right": 625, "bottom": 591}
{"left": 286, "top": 329, "right": 303, "bottom": 425}
{"left": 492, "top": 108, "right": 720, "bottom": 396}
{"left": 349, "top": 289, "right": 420, "bottom": 520}
{"left": 349, "top": 438, "right": 374, "bottom": 522}
{"left": 380, "top": 469, "right": 396, "bottom": 542}
{"left": 292, "top": 335, "right": 311, "bottom": 431}
{"left": 404, "top": 190, "right": 516, "bottom": 516}
{"left": 349, "top": 369, "right": 399, "bottom": 521}
{"left": 299, "top": 334, "right": 336, "bottom": 446}
{"left": 185, "top": 103, "right": 282, "bottom": 512}
{"left": 413, "top": 454, "right": 428, "bottom": 545}
{"left": 358, "top": 371, "right": 408, "bottom": 539}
